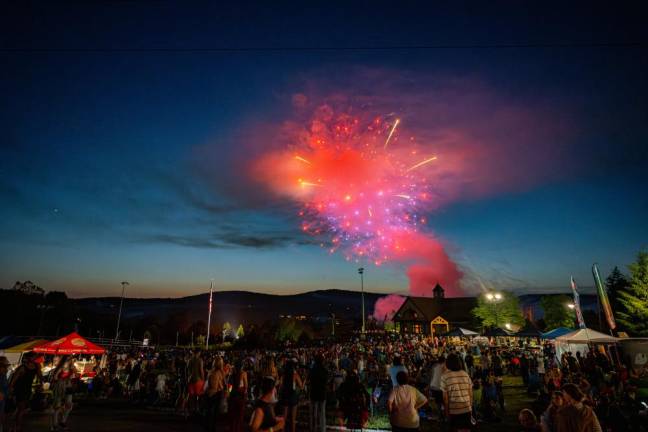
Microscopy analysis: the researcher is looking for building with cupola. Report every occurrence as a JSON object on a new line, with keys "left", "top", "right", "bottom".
{"left": 392, "top": 283, "right": 478, "bottom": 336}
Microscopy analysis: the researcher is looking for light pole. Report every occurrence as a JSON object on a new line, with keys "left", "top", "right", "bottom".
{"left": 485, "top": 291, "right": 503, "bottom": 328}
{"left": 114, "top": 281, "right": 129, "bottom": 342}
{"left": 358, "top": 267, "right": 365, "bottom": 333}
{"left": 206, "top": 279, "right": 214, "bottom": 350}
{"left": 36, "top": 304, "right": 53, "bottom": 336}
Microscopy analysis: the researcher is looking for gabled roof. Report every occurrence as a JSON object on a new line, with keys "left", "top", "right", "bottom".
{"left": 394, "top": 296, "right": 477, "bottom": 322}
{"left": 483, "top": 327, "right": 511, "bottom": 337}
{"left": 515, "top": 322, "right": 543, "bottom": 337}
{"left": 555, "top": 328, "right": 618, "bottom": 344}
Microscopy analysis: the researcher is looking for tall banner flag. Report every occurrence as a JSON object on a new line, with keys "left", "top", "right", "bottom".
{"left": 592, "top": 264, "right": 617, "bottom": 330}
{"left": 570, "top": 276, "right": 586, "bottom": 329}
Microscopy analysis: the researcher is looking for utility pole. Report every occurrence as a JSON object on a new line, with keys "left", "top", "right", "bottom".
{"left": 358, "top": 268, "right": 365, "bottom": 333}
{"left": 114, "top": 281, "right": 129, "bottom": 342}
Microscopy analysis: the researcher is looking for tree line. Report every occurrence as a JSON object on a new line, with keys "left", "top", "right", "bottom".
{"left": 470, "top": 250, "right": 648, "bottom": 336}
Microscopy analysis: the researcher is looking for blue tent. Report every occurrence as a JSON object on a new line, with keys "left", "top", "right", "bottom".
{"left": 542, "top": 327, "right": 574, "bottom": 339}
{"left": 0, "top": 335, "right": 28, "bottom": 350}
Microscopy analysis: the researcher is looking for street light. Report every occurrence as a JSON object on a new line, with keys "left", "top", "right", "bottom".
{"left": 114, "top": 281, "right": 129, "bottom": 342}
{"left": 36, "top": 304, "right": 53, "bottom": 336}
{"left": 358, "top": 267, "right": 365, "bottom": 334}
{"left": 485, "top": 291, "right": 503, "bottom": 328}
{"left": 566, "top": 303, "right": 575, "bottom": 309}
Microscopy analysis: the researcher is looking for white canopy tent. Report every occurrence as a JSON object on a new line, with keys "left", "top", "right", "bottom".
{"left": 555, "top": 328, "right": 618, "bottom": 344}
{"left": 554, "top": 328, "right": 618, "bottom": 359}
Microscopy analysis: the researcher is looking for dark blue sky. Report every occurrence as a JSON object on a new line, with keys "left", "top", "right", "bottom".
{"left": 1, "top": 2, "right": 647, "bottom": 297}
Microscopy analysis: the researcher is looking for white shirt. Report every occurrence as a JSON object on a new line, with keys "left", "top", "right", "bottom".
{"left": 388, "top": 384, "right": 427, "bottom": 428}
{"left": 430, "top": 363, "right": 443, "bottom": 390}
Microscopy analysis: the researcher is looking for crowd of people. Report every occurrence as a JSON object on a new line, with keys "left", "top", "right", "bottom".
{"left": 0, "top": 333, "right": 647, "bottom": 432}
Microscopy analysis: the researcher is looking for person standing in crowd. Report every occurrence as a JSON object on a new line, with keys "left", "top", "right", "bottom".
{"left": 8, "top": 353, "right": 42, "bottom": 432}
{"left": 464, "top": 352, "right": 474, "bottom": 377}
{"left": 389, "top": 355, "right": 408, "bottom": 387}
{"left": 388, "top": 371, "right": 428, "bottom": 432}
{"left": 555, "top": 383, "right": 602, "bottom": 432}
{"left": 0, "top": 357, "right": 9, "bottom": 432}
{"left": 49, "top": 356, "right": 77, "bottom": 432}
{"left": 337, "top": 371, "right": 370, "bottom": 430}
{"left": 519, "top": 408, "right": 541, "bottom": 431}
{"left": 259, "top": 356, "right": 278, "bottom": 399}
{"left": 205, "top": 356, "right": 226, "bottom": 431}
{"left": 441, "top": 353, "right": 473, "bottom": 432}
{"left": 228, "top": 360, "right": 248, "bottom": 432}
{"left": 429, "top": 356, "right": 445, "bottom": 419}
{"left": 279, "top": 359, "right": 303, "bottom": 432}
{"left": 126, "top": 358, "right": 142, "bottom": 398}
{"left": 307, "top": 354, "right": 328, "bottom": 432}
{"left": 250, "top": 377, "right": 284, "bottom": 432}
{"left": 520, "top": 353, "right": 530, "bottom": 386}
{"left": 186, "top": 349, "right": 205, "bottom": 414}
{"left": 540, "top": 390, "right": 564, "bottom": 432}
{"left": 174, "top": 351, "right": 189, "bottom": 416}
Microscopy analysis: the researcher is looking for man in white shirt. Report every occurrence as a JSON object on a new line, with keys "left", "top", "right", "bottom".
{"left": 428, "top": 356, "right": 445, "bottom": 418}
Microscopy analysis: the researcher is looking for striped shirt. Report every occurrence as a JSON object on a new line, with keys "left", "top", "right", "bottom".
{"left": 440, "top": 370, "right": 473, "bottom": 415}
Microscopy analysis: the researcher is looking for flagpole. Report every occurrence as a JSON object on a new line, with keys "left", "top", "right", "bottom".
{"left": 570, "top": 276, "right": 586, "bottom": 329}
{"left": 206, "top": 280, "right": 214, "bottom": 350}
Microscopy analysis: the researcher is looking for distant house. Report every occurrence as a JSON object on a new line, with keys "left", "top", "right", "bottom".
{"left": 392, "top": 284, "right": 477, "bottom": 336}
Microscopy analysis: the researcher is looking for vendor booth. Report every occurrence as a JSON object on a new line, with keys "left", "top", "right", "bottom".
{"left": 441, "top": 327, "right": 479, "bottom": 337}
{"left": 0, "top": 339, "right": 47, "bottom": 367}
{"left": 554, "top": 328, "right": 618, "bottom": 358}
{"left": 441, "top": 327, "right": 479, "bottom": 345}
{"left": 618, "top": 338, "right": 648, "bottom": 398}
{"left": 33, "top": 332, "right": 105, "bottom": 380}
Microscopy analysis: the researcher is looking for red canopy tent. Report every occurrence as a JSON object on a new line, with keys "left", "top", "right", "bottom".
{"left": 33, "top": 332, "right": 105, "bottom": 355}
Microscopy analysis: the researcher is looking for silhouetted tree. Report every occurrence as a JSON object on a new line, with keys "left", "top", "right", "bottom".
{"left": 540, "top": 295, "right": 575, "bottom": 329}
{"left": 616, "top": 251, "right": 648, "bottom": 336}
{"left": 472, "top": 291, "right": 524, "bottom": 328}
{"left": 606, "top": 266, "right": 630, "bottom": 327}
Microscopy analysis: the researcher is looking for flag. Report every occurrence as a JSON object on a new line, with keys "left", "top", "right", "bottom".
{"left": 571, "top": 276, "right": 586, "bottom": 329}
{"left": 592, "top": 264, "right": 617, "bottom": 330}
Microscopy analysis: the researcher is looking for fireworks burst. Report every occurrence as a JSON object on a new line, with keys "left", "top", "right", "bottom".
{"left": 256, "top": 108, "right": 441, "bottom": 266}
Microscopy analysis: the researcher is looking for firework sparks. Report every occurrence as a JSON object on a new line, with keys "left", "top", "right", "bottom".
{"left": 294, "top": 155, "right": 312, "bottom": 165}
{"left": 406, "top": 156, "right": 438, "bottom": 172}
{"left": 253, "top": 106, "right": 444, "bottom": 264}
{"left": 298, "top": 179, "right": 321, "bottom": 187}
{"left": 383, "top": 118, "right": 400, "bottom": 149}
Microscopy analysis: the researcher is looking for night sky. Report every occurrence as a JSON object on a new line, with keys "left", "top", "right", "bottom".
{"left": 1, "top": 2, "right": 647, "bottom": 298}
